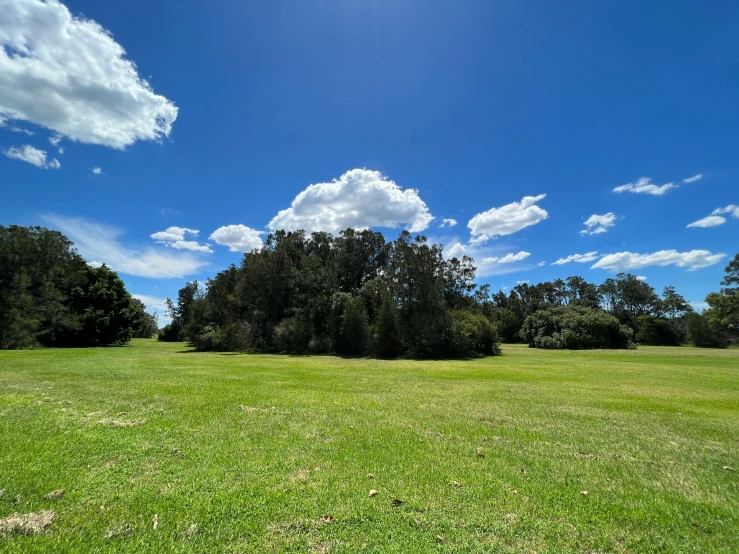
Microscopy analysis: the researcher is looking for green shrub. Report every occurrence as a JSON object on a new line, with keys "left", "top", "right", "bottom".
{"left": 521, "top": 306, "right": 633, "bottom": 350}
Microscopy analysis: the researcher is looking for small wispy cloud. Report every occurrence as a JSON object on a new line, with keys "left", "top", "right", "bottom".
{"left": 683, "top": 174, "right": 703, "bottom": 184}
{"left": 613, "top": 177, "right": 675, "bottom": 196}
{"left": 687, "top": 205, "right": 738, "bottom": 228}
{"left": 552, "top": 252, "right": 599, "bottom": 265}
{"left": 580, "top": 213, "right": 617, "bottom": 235}
{"left": 3, "top": 145, "right": 60, "bottom": 169}
{"left": 439, "top": 218, "right": 458, "bottom": 228}
{"left": 90, "top": 167, "right": 103, "bottom": 175}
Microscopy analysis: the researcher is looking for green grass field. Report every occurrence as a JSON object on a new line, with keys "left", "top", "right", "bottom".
{"left": 1, "top": 340, "right": 737, "bottom": 553}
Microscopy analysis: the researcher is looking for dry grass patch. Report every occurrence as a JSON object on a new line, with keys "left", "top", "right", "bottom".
{"left": 0, "top": 510, "right": 55, "bottom": 536}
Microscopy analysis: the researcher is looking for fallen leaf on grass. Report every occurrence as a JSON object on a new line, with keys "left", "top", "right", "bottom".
{"left": 580, "top": 490, "right": 588, "bottom": 495}
{"left": 367, "top": 473, "right": 374, "bottom": 479}
{"left": 369, "top": 489, "right": 378, "bottom": 498}
{"left": 723, "top": 466, "right": 736, "bottom": 471}
{"left": 0, "top": 489, "right": 5, "bottom": 499}
{"left": 187, "top": 523, "right": 198, "bottom": 536}
{"left": 521, "top": 467, "right": 527, "bottom": 475}
{"left": 391, "top": 499, "right": 405, "bottom": 507}
{"left": 0, "top": 510, "right": 55, "bottom": 536}
{"left": 153, "top": 514, "right": 158, "bottom": 530}
{"left": 320, "top": 515, "right": 335, "bottom": 523}
{"left": 476, "top": 448, "right": 485, "bottom": 459}
{"left": 435, "top": 534, "right": 444, "bottom": 542}
{"left": 43, "top": 489, "right": 65, "bottom": 500}
{"left": 452, "top": 481, "right": 462, "bottom": 487}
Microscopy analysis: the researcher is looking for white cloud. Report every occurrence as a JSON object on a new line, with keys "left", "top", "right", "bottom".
{"left": 132, "top": 294, "right": 169, "bottom": 313}
{"left": 537, "top": 261, "right": 546, "bottom": 267}
{"left": 268, "top": 169, "right": 433, "bottom": 234}
{"left": 468, "top": 194, "right": 548, "bottom": 243}
{"left": 151, "top": 226, "right": 212, "bottom": 252}
{"left": 210, "top": 224, "right": 264, "bottom": 253}
{"left": 91, "top": 167, "right": 103, "bottom": 175}
{"left": 41, "top": 215, "right": 209, "bottom": 278}
{"left": 439, "top": 218, "right": 458, "bottom": 228}
{"left": 0, "top": 0, "right": 178, "bottom": 149}
{"left": 613, "top": 177, "right": 675, "bottom": 196}
{"left": 552, "top": 252, "right": 599, "bottom": 265}
{"left": 687, "top": 205, "right": 738, "bottom": 228}
{"left": 443, "top": 241, "right": 532, "bottom": 277}
{"left": 483, "top": 251, "right": 531, "bottom": 264}
{"left": 3, "top": 144, "right": 59, "bottom": 169}
{"left": 580, "top": 212, "right": 617, "bottom": 235}
{"left": 683, "top": 174, "right": 703, "bottom": 184}
{"left": 49, "top": 134, "right": 62, "bottom": 146}
{"left": 168, "top": 240, "right": 213, "bottom": 253}
{"left": 636, "top": 276, "right": 647, "bottom": 281}
{"left": 591, "top": 250, "right": 726, "bottom": 272}
{"left": 516, "top": 280, "right": 529, "bottom": 285}
{"left": 151, "top": 227, "right": 199, "bottom": 242}
{"left": 445, "top": 241, "right": 468, "bottom": 259}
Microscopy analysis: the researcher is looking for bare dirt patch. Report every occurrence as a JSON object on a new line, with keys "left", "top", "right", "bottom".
{"left": 0, "top": 510, "right": 55, "bottom": 536}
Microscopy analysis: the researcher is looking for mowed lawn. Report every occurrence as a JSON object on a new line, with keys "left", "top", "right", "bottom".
{"left": 0, "top": 341, "right": 737, "bottom": 553}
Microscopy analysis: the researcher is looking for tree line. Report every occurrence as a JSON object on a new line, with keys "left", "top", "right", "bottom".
{"left": 160, "top": 227, "right": 738, "bottom": 354}
{"left": 2, "top": 224, "right": 734, "bottom": 353}
{"left": 0, "top": 226, "right": 157, "bottom": 349}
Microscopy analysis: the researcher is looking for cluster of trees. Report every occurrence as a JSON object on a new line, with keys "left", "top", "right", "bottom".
{"left": 160, "top": 229, "right": 500, "bottom": 358}
{"left": 0, "top": 226, "right": 158, "bottom": 349}
{"left": 686, "top": 254, "right": 739, "bottom": 348}
{"left": 491, "top": 273, "right": 695, "bottom": 348}
{"left": 162, "top": 227, "right": 738, "bottom": 352}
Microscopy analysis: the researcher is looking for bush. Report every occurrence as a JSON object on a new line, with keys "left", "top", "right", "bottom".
{"left": 521, "top": 306, "right": 633, "bottom": 350}
{"left": 449, "top": 310, "right": 501, "bottom": 356}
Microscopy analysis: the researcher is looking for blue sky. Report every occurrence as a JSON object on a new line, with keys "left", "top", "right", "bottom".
{"left": 2, "top": 0, "right": 738, "bottom": 320}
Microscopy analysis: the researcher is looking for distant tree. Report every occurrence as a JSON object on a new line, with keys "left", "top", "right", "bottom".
{"left": 130, "top": 298, "right": 159, "bottom": 338}
{"left": 635, "top": 315, "right": 680, "bottom": 346}
{"left": 698, "top": 253, "right": 739, "bottom": 346}
{"left": 340, "top": 295, "right": 369, "bottom": 355}
{"left": 721, "top": 254, "right": 739, "bottom": 290}
{"left": 686, "top": 312, "right": 728, "bottom": 348}
{"left": 373, "top": 291, "right": 401, "bottom": 358}
{"left": 661, "top": 286, "right": 692, "bottom": 319}
{"left": 70, "top": 265, "right": 137, "bottom": 346}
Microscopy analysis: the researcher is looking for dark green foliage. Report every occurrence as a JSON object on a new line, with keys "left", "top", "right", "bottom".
{"left": 68, "top": 265, "right": 137, "bottom": 346}
{"left": 373, "top": 292, "right": 401, "bottom": 358}
{"left": 175, "top": 229, "right": 501, "bottom": 358}
{"left": 686, "top": 313, "right": 728, "bottom": 348}
{"left": 449, "top": 310, "right": 501, "bottom": 357}
{"left": 520, "top": 306, "right": 633, "bottom": 350}
{"left": 340, "top": 295, "right": 369, "bottom": 355}
{"left": 0, "top": 225, "right": 140, "bottom": 349}
{"left": 635, "top": 315, "right": 680, "bottom": 346}
{"left": 273, "top": 317, "right": 313, "bottom": 353}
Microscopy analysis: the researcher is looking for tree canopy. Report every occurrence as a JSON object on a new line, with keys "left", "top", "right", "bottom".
{"left": 0, "top": 225, "right": 157, "bottom": 349}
